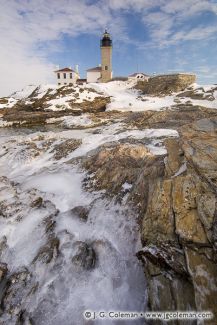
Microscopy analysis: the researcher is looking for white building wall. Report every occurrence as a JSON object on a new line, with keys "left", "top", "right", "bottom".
{"left": 56, "top": 72, "right": 79, "bottom": 86}
{"left": 128, "top": 74, "right": 149, "bottom": 82}
{"left": 87, "top": 71, "right": 101, "bottom": 83}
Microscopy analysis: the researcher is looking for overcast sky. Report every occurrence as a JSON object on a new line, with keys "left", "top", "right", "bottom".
{"left": 1, "top": 0, "right": 217, "bottom": 96}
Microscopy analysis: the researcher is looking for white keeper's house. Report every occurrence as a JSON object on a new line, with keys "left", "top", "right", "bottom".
{"left": 54, "top": 66, "right": 80, "bottom": 86}
{"left": 86, "top": 66, "right": 102, "bottom": 83}
{"left": 54, "top": 30, "right": 113, "bottom": 86}
{"left": 128, "top": 72, "right": 149, "bottom": 82}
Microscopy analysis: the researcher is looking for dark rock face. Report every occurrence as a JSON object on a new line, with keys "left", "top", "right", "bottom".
{"left": 0, "top": 263, "right": 8, "bottom": 282}
{"left": 30, "top": 197, "right": 43, "bottom": 208}
{"left": 32, "top": 237, "right": 60, "bottom": 264}
{"left": 71, "top": 242, "right": 96, "bottom": 270}
{"left": 51, "top": 138, "right": 81, "bottom": 160}
{"left": 2, "top": 269, "right": 31, "bottom": 315}
{"left": 70, "top": 206, "right": 89, "bottom": 222}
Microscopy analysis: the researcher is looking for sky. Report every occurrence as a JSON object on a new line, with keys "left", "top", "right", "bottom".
{"left": 1, "top": 0, "right": 217, "bottom": 96}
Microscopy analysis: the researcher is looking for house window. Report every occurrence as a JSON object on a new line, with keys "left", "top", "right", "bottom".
{"left": 57, "top": 73, "right": 60, "bottom": 79}
{"left": 63, "top": 73, "right": 66, "bottom": 79}
{"left": 64, "top": 83, "right": 67, "bottom": 85}
{"left": 58, "top": 83, "right": 61, "bottom": 85}
{"left": 105, "top": 66, "right": 108, "bottom": 70}
{"left": 70, "top": 73, "right": 72, "bottom": 79}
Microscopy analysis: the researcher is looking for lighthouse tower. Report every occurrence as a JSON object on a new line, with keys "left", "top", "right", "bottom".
{"left": 100, "top": 30, "right": 112, "bottom": 82}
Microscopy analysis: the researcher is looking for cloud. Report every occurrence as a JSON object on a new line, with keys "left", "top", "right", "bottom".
{"left": 0, "top": 0, "right": 217, "bottom": 96}
{"left": 0, "top": 0, "right": 125, "bottom": 96}
{"left": 142, "top": 0, "right": 217, "bottom": 46}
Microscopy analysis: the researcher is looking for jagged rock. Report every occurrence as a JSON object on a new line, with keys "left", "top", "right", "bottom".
{"left": 181, "top": 118, "right": 217, "bottom": 190}
{"left": 33, "top": 237, "right": 59, "bottom": 264}
{"left": 30, "top": 197, "right": 43, "bottom": 208}
{"left": 70, "top": 206, "right": 89, "bottom": 222}
{"left": 1, "top": 84, "right": 110, "bottom": 127}
{"left": 137, "top": 117, "right": 217, "bottom": 319}
{"left": 172, "top": 175, "right": 208, "bottom": 244}
{"left": 2, "top": 269, "right": 31, "bottom": 315}
{"left": 164, "top": 138, "right": 184, "bottom": 177}
{"left": 137, "top": 244, "right": 188, "bottom": 278}
{"left": 71, "top": 242, "right": 96, "bottom": 270}
{"left": 0, "top": 236, "right": 7, "bottom": 257}
{"left": 82, "top": 142, "right": 151, "bottom": 196}
{"left": 0, "top": 262, "right": 8, "bottom": 282}
{"left": 142, "top": 179, "right": 176, "bottom": 244}
{"left": 185, "top": 247, "right": 217, "bottom": 323}
{"left": 51, "top": 138, "right": 82, "bottom": 160}
{"left": 177, "top": 87, "right": 217, "bottom": 101}
{"left": 43, "top": 216, "right": 56, "bottom": 234}
{"left": 15, "top": 310, "right": 34, "bottom": 325}
{"left": 0, "top": 98, "right": 8, "bottom": 104}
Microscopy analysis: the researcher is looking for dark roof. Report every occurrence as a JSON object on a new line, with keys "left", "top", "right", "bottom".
{"left": 77, "top": 79, "right": 87, "bottom": 83}
{"left": 101, "top": 30, "right": 112, "bottom": 47}
{"left": 54, "top": 67, "right": 75, "bottom": 73}
{"left": 87, "top": 66, "right": 102, "bottom": 72}
{"left": 129, "top": 72, "right": 149, "bottom": 77}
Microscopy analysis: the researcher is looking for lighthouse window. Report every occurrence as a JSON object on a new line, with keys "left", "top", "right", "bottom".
{"left": 63, "top": 73, "right": 66, "bottom": 79}
{"left": 105, "top": 66, "right": 108, "bottom": 70}
{"left": 57, "top": 73, "right": 60, "bottom": 79}
{"left": 70, "top": 73, "right": 72, "bottom": 79}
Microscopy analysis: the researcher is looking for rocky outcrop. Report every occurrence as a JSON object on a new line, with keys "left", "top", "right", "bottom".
{"left": 51, "top": 138, "right": 82, "bottom": 160}
{"left": 71, "top": 241, "right": 96, "bottom": 270}
{"left": 137, "top": 73, "right": 196, "bottom": 95}
{"left": 0, "top": 84, "right": 110, "bottom": 127}
{"left": 136, "top": 117, "right": 217, "bottom": 324}
{"left": 82, "top": 116, "right": 217, "bottom": 323}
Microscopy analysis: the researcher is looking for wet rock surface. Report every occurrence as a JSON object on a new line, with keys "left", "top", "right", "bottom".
{"left": 71, "top": 241, "right": 96, "bottom": 270}
{"left": 51, "top": 138, "right": 82, "bottom": 160}
{"left": 70, "top": 205, "right": 90, "bottom": 222}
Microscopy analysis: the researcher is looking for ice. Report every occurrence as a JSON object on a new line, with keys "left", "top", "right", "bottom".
{"left": 23, "top": 169, "right": 92, "bottom": 212}
{"left": 46, "top": 114, "right": 93, "bottom": 127}
{"left": 0, "top": 125, "right": 151, "bottom": 324}
{"left": 122, "top": 182, "right": 133, "bottom": 190}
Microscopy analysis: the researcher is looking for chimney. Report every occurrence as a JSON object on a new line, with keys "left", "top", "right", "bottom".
{"left": 75, "top": 65, "right": 79, "bottom": 74}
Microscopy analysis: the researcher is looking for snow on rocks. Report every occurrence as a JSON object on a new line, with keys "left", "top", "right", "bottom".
{"left": 0, "top": 125, "right": 149, "bottom": 324}
{"left": 1, "top": 81, "right": 217, "bottom": 114}
{"left": 46, "top": 114, "right": 95, "bottom": 128}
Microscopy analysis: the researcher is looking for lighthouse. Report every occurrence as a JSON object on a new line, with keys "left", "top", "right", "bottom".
{"left": 100, "top": 30, "right": 112, "bottom": 82}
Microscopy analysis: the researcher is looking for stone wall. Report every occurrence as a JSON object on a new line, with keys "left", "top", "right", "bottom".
{"left": 137, "top": 73, "right": 196, "bottom": 95}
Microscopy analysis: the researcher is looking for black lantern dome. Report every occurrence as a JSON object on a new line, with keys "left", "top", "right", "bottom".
{"left": 100, "top": 30, "right": 112, "bottom": 47}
